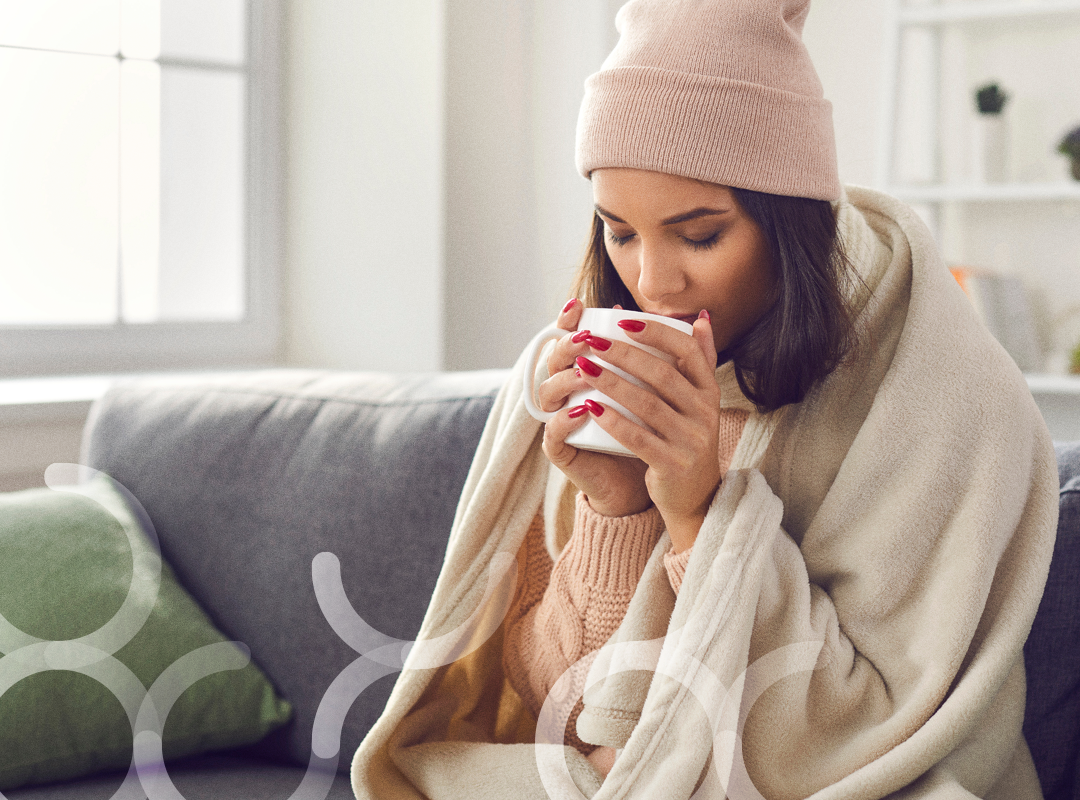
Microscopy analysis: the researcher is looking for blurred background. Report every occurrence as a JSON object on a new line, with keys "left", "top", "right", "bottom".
{"left": 1, "top": 0, "right": 1079, "bottom": 487}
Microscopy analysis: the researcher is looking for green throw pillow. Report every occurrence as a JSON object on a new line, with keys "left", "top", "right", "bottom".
{"left": 0, "top": 473, "right": 292, "bottom": 790}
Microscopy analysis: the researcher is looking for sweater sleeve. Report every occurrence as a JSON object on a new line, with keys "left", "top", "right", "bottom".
{"left": 662, "top": 546, "right": 692, "bottom": 594}
{"left": 502, "top": 494, "right": 664, "bottom": 753}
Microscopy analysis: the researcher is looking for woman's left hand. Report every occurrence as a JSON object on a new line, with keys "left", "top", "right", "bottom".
{"left": 576, "top": 313, "right": 721, "bottom": 552}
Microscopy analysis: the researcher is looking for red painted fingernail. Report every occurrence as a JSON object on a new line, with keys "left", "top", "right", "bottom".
{"left": 576, "top": 356, "right": 602, "bottom": 377}
{"left": 584, "top": 399, "right": 604, "bottom": 416}
{"left": 568, "top": 404, "right": 589, "bottom": 419}
{"left": 585, "top": 335, "right": 611, "bottom": 351}
{"left": 698, "top": 309, "right": 711, "bottom": 322}
{"left": 575, "top": 369, "right": 581, "bottom": 377}
{"left": 613, "top": 304, "right": 624, "bottom": 310}
{"left": 617, "top": 319, "right": 646, "bottom": 333}
{"left": 562, "top": 298, "right": 578, "bottom": 314}
{"left": 571, "top": 329, "right": 591, "bottom": 344}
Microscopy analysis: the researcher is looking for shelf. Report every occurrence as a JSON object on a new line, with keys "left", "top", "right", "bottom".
{"left": 890, "top": 181, "right": 1080, "bottom": 202}
{"left": 900, "top": 0, "right": 1080, "bottom": 25}
{"left": 1027, "top": 373, "right": 1080, "bottom": 394}
{"left": 1027, "top": 374, "right": 1080, "bottom": 441}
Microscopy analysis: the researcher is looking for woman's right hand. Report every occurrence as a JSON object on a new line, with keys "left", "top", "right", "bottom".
{"left": 538, "top": 300, "right": 651, "bottom": 517}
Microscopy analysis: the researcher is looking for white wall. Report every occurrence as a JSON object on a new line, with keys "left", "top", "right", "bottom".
{"left": 283, "top": 0, "right": 445, "bottom": 372}
{"left": 281, "top": 0, "right": 890, "bottom": 373}
{"left": 803, "top": 0, "right": 891, "bottom": 189}
{"left": 442, "top": 0, "right": 623, "bottom": 370}
{"left": 0, "top": 408, "right": 88, "bottom": 492}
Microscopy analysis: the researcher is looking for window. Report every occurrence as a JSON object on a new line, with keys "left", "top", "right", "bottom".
{"left": 0, "top": 0, "right": 283, "bottom": 376}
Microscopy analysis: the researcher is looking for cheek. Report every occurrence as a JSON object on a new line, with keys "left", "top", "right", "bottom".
{"left": 740, "top": 259, "right": 776, "bottom": 312}
{"left": 606, "top": 246, "right": 641, "bottom": 291}
{"left": 728, "top": 236, "right": 775, "bottom": 312}
{"left": 707, "top": 253, "right": 775, "bottom": 349}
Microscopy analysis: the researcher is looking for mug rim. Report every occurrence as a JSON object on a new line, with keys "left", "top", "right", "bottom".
{"left": 577, "top": 307, "right": 694, "bottom": 335}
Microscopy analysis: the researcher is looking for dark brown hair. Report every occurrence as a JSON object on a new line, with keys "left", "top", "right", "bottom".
{"left": 570, "top": 188, "right": 858, "bottom": 411}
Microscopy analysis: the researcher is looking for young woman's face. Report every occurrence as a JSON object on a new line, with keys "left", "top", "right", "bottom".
{"left": 592, "top": 168, "right": 776, "bottom": 355}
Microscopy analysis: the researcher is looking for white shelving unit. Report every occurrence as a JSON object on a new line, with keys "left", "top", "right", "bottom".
{"left": 900, "top": 0, "right": 1080, "bottom": 24}
{"left": 892, "top": 181, "right": 1080, "bottom": 203}
{"left": 880, "top": 0, "right": 1080, "bottom": 196}
{"left": 879, "top": 0, "right": 1080, "bottom": 376}
{"left": 1027, "top": 373, "right": 1080, "bottom": 439}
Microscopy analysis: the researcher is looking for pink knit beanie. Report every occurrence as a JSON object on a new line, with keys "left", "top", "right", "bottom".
{"left": 576, "top": 0, "right": 840, "bottom": 201}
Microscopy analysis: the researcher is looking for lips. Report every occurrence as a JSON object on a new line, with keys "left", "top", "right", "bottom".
{"left": 652, "top": 311, "right": 698, "bottom": 326}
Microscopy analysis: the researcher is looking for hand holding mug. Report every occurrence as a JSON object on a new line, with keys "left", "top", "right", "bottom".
{"left": 523, "top": 301, "right": 653, "bottom": 517}
{"left": 523, "top": 301, "right": 723, "bottom": 549}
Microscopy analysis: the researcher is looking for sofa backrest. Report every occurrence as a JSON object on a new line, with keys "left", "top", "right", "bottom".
{"left": 82, "top": 369, "right": 508, "bottom": 770}
{"left": 1024, "top": 441, "right": 1080, "bottom": 800}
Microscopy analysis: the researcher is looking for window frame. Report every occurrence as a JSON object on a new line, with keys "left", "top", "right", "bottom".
{"left": 0, "top": 0, "right": 284, "bottom": 377}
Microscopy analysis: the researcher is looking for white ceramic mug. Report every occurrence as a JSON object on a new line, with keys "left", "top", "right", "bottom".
{"left": 521, "top": 308, "right": 694, "bottom": 457}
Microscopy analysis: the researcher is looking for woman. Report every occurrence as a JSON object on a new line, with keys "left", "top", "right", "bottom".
{"left": 500, "top": 168, "right": 855, "bottom": 768}
{"left": 353, "top": 1, "right": 1057, "bottom": 797}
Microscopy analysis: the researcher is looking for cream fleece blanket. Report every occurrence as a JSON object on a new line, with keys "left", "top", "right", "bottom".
{"left": 350, "top": 187, "right": 1058, "bottom": 799}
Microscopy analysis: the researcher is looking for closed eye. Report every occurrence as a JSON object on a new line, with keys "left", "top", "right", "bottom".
{"left": 607, "top": 230, "right": 635, "bottom": 247}
{"left": 683, "top": 233, "right": 720, "bottom": 251}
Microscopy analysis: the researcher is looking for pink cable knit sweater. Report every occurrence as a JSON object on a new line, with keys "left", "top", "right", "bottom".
{"left": 502, "top": 407, "right": 749, "bottom": 755}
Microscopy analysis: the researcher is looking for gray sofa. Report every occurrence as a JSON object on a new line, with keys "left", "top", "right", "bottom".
{"left": 7, "top": 369, "right": 1079, "bottom": 799}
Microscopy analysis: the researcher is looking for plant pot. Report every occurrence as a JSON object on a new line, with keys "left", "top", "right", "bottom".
{"left": 971, "top": 114, "right": 1008, "bottom": 183}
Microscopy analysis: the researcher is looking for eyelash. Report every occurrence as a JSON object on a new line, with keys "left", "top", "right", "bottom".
{"left": 606, "top": 231, "right": 721, "bottom": 251}
{"left": 685, "top": 233, "right": 720, "bottom": 251}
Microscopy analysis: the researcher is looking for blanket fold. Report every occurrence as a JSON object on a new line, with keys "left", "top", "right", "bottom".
{"left": 351, "top": 187, "right": 1057, "bottom": 799}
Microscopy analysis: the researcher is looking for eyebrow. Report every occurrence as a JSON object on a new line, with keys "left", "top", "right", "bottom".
{"left": 594, "top": 205, "right": 730, "bottom": 226}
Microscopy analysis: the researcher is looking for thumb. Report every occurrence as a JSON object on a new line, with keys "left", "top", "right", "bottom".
{"left": 692, "top": 309, "right": 718, "bottom": 367}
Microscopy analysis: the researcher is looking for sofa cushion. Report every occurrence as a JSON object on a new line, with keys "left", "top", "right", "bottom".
{"left": 1023, "top": 441, "right": 1080, "bottom": 800}
{"left": 5, "top": 754, "right": 355, "bottom": 800}
{"left": 0, "top": 474, "right": 292, "bottom": 791}
{"left": 82, "top": 369, "right": 508, "bottom": 770}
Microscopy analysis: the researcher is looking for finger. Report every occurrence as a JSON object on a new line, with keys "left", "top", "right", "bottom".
{"left": 575, "top": 351, "right": 719, "bottom": 462}
{"left": 556, "top": 297, "right": 584, "bottom": 332}
{"left": 577, "top": 335, "right": 711, "bottom": 418}
{"left": 541, "top": 403, "right": 592, "bottom": 470}
{"left": 546, "top": 326, "right": 595, "bottom": 378}
{"left": 574, "top": 355, "right": 683, "bottom": 440}
{"left": 546, "top": 298, "right": 587, "bottom": 378}
{"left": 583, "top": 394, "right": 717, "bottom": 492}
{"left": 572, "top": 395, "right": 665, "bottom": 465}
{"left": 692, "top": 309, "right": 718, "bottom": 370}
{"left": 537, "top": 365, "right": 589, "bottom": 413}
{"left": 613, "top": 318, "right": 717, "bottom": 392}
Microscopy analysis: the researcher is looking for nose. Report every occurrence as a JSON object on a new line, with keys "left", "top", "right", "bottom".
{"left": 636, "top": 241, "right": 686, "bottom": 301}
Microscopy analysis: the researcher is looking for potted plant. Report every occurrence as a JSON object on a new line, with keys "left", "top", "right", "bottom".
{"left": 976, "top": 84, "right": 1008, "bottom": 115}
{"left": 972, "top": 83, "right": 1009, "bottom": 183}
{"left": 1059, "top": 125, "right": 1080, "bottom": 181}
